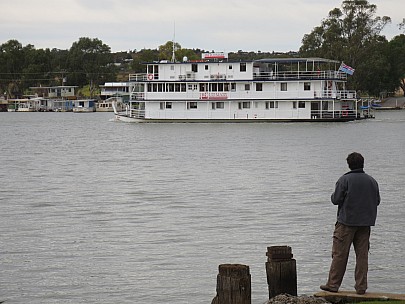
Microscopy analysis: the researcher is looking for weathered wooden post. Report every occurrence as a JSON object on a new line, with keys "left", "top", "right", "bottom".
{"left": 211, "top": 264, "right": 251, "bottom": 304}
{"left": 265, "top": 246, "right": 297, "bottom": 298}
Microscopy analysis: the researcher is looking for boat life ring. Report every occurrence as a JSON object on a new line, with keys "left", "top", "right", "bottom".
{"left": 147, "top": 74, "right": 154, "bottom": 80}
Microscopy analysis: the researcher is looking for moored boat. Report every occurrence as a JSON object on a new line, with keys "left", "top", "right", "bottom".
{"left": 73, "top": 99, "right": 96, "bottom": 113}
{"left": 113, "top": 53, "right": 374, "bottom": 122}
{"left": 97, "top": 96, "right": 125, "bottom": 112}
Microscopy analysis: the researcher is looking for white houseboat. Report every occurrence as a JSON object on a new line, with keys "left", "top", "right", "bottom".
{"left": 113, "top": 53, "right": 373, "bottom": 122}
{"left": 73, "top": 99, "right": 97, "bottom": 113}
{"left": 97, "top": 96, "right": 126, "bottom": 112}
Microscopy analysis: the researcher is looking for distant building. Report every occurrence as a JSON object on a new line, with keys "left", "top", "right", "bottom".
{"left": 30, "top": 86, "right": 78, "bottom": 99}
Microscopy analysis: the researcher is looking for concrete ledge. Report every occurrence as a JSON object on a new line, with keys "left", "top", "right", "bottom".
{"left": 314, "top": 290, "right": 405, "bottom": 303}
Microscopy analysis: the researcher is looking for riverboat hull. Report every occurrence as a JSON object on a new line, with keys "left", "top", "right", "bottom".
{"left": 113, "top": 113, "right": 363, "bottom": 123}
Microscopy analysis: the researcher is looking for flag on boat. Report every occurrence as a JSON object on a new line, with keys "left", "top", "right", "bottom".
{"left": 339, "top": 63, "right": 355, "bottom": 75}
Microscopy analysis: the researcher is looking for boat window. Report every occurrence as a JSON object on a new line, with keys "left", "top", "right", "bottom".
{"left": 212, "top": 102, "right": 216, "bottom": 110}
{"left": 181, "top": 83, "right": 186, "bottom": 92}
{"left": 245, "top": 84, "right": 250, "bottom": 91}
{"left": 167, "top": 83, "right": 175, "bottom": 92}
{"left": 166, "top": 102, "right": 172, "bottom": 109}
{"left": 292, "top": 101, "right": 297, "bottom": 109}
{"left": 299, "top": 101, "right": 306, "bottom": 108}
{"left": 160, "top": 102, "right": 164, "bottom": 110}
{"left": 147, "top": 83, "right": 152, "bottom": 92}
{"left": 229, "top": 65, "right": 233, "bottom": 70}
{"left": 231, "top": 83, "right": 236, "bottom": 91}
{"left": 242, "top": 102, "right": 250, "bottom": 109}
{"left": 192, "top": 64, "right": 198, "bottom": 72}
{"left": 256, "top": 83, "right": 263, "bottom": 91}
{"left": 187, "top": 102, "right": 198, "bottom": 109}
{"left": 304, "top": 82, "right": 311, "bottom": 91}
{"left": 210, "top": 83, "right": 218, "bottom": 92}
{"left": 218, "top": 83, "right": 224, "bottom": 92}
{"left": 158, "top": 83, "right": 164, "bottom": 92}
{"left": 199, "top": 83, "right": 208, "bottom": 92}
{"left": 188, "top": 84, "right": 198, "bottom": 91}
{"left": 175, "top": 83, "right": 181, "bottom": 92}
{"left": 240, "top": 63, "right": 247, "bottom": 72}
{"left": 216, "top": 102, "right": 224, "bottom": 109}
{"left": 224, "top": 83, "right": 230, "bottom": 91}
{"left": 265, "top": 101, "right": 269, "bottom": 109}
{"left": 205, "top": 65, "right": 209, "bottom": 70}
{"left": 281, "top": 83, "right": 288, "bottom": 91}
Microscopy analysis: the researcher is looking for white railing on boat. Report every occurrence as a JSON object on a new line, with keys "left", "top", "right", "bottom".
{"left": 129, "top": 74, "right": 148, "bottom": 82}
{"left": 314, "top": 90, "right": 357, "bottom": 99}
{"left": 129, "top": 109, "right": 145, "bottom": 118}
{"left": 129, "top": 71, "right": 347, "bottom": 82}
{"left": 253, "top": 70, "right": 347, "bottom": 80}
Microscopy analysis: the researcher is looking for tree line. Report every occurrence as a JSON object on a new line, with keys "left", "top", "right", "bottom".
{"left": 1, "top": 0, "right": 404, "bottom": 99}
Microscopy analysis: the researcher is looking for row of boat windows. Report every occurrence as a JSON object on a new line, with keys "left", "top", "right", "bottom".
{"left": 149, "top": 63, "right": 247, "bottom": 73}
{"left": 159, "top": 101, "right": 306, "bottom": 110}
{"left": 147, "top": 82, "right": 312, "bottom": 92}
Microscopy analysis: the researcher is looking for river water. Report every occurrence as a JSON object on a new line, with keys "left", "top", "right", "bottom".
{"left": 0, "top": 111, "right": 404, "bottom": 303}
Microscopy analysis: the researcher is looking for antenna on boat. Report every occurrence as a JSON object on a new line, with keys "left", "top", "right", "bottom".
{"left": 171, "top": 21, "right": 176, "bottom": 63}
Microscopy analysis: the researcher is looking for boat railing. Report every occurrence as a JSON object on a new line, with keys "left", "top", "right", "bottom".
{"left": 313, "top": 90, "right": 357, "bottom": 99}
{"left": 129, "top": 73, "right": 148, "bottom": 82}
{"left": 310, "top": 109, "right": 358, "bottom": 119}
{"left": 129, "top": 109, "right": 145, "bottom": 118}
{"left": 336, "top": 90, "right": 357, "bottom": 99}
{"left": 253, "top": 70, "right": 347, "bottom": 80}
{"left": 131, "top": 92, "right": 145, "bottom": 100}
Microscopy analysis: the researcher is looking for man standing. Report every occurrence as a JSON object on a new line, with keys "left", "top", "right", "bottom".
{"left": 321, "top": 152, "right": 380, "bottom": 295}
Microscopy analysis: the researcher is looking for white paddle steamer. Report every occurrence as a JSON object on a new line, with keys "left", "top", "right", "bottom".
{"left": 113, "top": 53, "right": 372, "bottom": 122}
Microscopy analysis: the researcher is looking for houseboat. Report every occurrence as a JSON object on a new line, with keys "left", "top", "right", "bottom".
{"left": 73, "top": 99, "right": 97, "bottom": 113}
{"left": 97, "top": 96, "right": 126, "bottom": 112}
{"left": 113, "top": 53, "right": 373, "bottom": 122}
{"left": 30, "top": 86, "right": 78, "bottom": 111}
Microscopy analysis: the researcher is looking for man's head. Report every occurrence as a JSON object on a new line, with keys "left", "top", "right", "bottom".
{"left": 346, "top": 152, "right": 364, "bottom": 170}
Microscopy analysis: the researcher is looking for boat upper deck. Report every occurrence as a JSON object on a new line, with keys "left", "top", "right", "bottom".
{"left": 129, "top": 57, "right": 347, "bottom": 82}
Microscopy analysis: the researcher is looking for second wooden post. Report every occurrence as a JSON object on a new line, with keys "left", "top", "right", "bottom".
{"left": 265, "top": 246, "right": 297, "bottom": 299}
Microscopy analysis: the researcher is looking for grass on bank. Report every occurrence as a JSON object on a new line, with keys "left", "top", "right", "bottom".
{"left": 356, "top": 300, "right": 405, "bottom": 304}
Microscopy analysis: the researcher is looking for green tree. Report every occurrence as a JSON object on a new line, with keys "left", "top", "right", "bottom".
{"left": 131, "top": 48, "right": 159, "bottom": 73}
{"left": 68, "top": 37, "right": 116, "bottom": 97}
{"left": 388, "top": 34, "right": 405, "bottom": 96}
{"left": 21, "top": 45, "right": 53, "bottom": 90}
{"left": 0, "top": 40, "right": 25, "bottom": 98}
{"left": 49, "top": 48, "right": 69, "bottom": 85}
{"left": 300, "top": 0, "right": 391, "bottom": 95}
{"left": 158, "top": 41, "right": 181, "bottom": 61}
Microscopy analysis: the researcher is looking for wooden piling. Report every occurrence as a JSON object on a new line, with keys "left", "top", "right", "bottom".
{"left": 211, "top": 264, "right": 251, "bottom": 304}
{"left": 265, "top": 246, "right": 297, "bottom": 299}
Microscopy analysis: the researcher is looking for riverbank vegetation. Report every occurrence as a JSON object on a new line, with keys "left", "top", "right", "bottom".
{"left": 1, "top": 0, "right": 404, "bottom": 98}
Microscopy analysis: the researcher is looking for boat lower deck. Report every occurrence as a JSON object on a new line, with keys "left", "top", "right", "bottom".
{"left": 114, "top": 114, "right": 370, "bottom": 123}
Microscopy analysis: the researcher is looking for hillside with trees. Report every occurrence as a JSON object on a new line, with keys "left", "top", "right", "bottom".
{"left": 0, "top": 0, "right": 404, "bottom": 98}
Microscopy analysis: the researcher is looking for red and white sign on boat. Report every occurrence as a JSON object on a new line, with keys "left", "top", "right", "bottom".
{"left": 200, "top": 92, "right": 229, "bottom": 100}
{"left": 202, "top": 52, "right": 228, "bottom": 59}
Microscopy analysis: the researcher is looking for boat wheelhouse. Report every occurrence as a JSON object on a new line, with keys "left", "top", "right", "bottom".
{"left": 113, "top": 54, "right": 373, "bottom": 122}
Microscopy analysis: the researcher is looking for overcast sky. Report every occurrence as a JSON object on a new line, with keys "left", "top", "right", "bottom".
{"left": 1, "top": 0, "right": 404, "bottom": 53}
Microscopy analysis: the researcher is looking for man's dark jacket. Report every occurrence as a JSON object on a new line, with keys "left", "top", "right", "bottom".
{"left": 331, "top": 168, "right": 380, "bottom": 226}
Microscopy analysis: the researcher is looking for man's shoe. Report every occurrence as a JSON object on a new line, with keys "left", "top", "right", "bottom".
{"left": 320, "top": 285, "right": 338, "bottom": 293}
{"left": 356, "top": 290, "right": 366, "bottom": 295}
